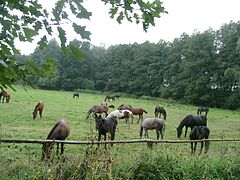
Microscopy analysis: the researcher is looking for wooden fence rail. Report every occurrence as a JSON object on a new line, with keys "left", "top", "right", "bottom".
{"left": 1, "top": 138, "right": 240, "bottom": 145}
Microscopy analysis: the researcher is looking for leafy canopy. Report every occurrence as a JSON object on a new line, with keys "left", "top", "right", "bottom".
{"left": 0, "top": 0, "right": 166, "bottom": 89}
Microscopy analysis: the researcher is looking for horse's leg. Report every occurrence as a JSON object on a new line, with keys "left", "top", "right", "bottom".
{"left": 184, "top": 127, "right": 188, "bottom": 137}
{"left": 137, "top": 115, "right": 140, "bottom": 123}
{"left": 105, "top": 111, "right": 108, "bottom": 118}
{"left": 191, "top": 142, "right": 194, "bottom": 154}
{"left": 205, "top": 139, "right": 209, "bottom": 153}
{"left": 194, "top": 142, "right": 197, "bottom": 154}
{"left": 39, "top": 110, "right": 43, "bottom": 118}
{"left": 160, "top": 129, "right": 164, "bottom": 140}
{"left": 110, "top": 132, "right": 115, "bottom": 146}
{"left": 199, "top": 141, "right": 203, "bottom": 155}
{"left": 156, "top": 130, "right": 160, "bottom": 140}
{"left": 144, "top": 129, "right": 148, "bottom": 139}
{"left": 61, "top": 143, "right": 64, "bottom": 155}
{"left": 56, "top": 143, "right": 59, "bottom": 155}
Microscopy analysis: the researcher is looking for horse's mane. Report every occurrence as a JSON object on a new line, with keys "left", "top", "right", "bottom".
{"left": 178, "top": 115, "right": 193, "bottom": 128}
{"left": 47, "top": 120, "right": 62, "bottom": 139}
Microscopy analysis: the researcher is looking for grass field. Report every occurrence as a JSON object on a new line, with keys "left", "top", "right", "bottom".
{"left": 0, "top": 86, "right": 240, "bottom": 179}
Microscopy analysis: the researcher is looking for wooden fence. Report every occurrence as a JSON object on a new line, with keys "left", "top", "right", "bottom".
{"left": 1, "top": 138, "right": 240, "bottom": 145}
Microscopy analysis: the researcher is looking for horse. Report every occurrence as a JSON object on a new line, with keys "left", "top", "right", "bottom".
{"left": 131, "top": 107, "right": 148, "bottom": 123}
{"left": 107, "top": 109, "right": 134, "bottom": 124}
{"left": 42, "top": 119, "right": 70, "bottom": 160}
{"left": 33, "top": 101, "right": 44, "bottom": 119}
{"left": 86, "top": 103, "right": 109, "bottom": 120}
{"left": 154, "top": 106, "right": 167, "bottom": 120}
{"left": 114, "top": 95, "right": 121, "bottom": 99}
{"left": 176, "top": 114, "right": 207, "bottom": 138}
{"left": 117, "top": 104, "right": 132, "bottom": 111}
{"left": 0, "top": 91, "right": 10, "bottom": 103}
{"left": 197, "top": 107, "right": 209, "bottom": 116}
{"left": 94, "top": 114, "right": 118, "bottom": 148}
{"left": 140, "top": 118, "right": 165, "bottom": 140}
{"left": 104, "top": 95, "right": 116, "bottom": 102}
{"left": 189, "top": 126, "right": 210, "bottom": 154}
{"left": 73, "top": 93, "right": 79, "bottom": 98}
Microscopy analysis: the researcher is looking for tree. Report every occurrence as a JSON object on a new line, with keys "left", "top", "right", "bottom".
{"left": 0, "top": 0, "right": 166, "bottom": 89}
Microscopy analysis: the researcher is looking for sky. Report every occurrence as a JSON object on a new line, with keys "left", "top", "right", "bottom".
{"left": 15, "top": 0, "right": 240, "bottom": 55}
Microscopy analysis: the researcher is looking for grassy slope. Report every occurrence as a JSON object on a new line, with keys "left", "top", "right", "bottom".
{"left": 0, "top": 86, "right": 240, "bottom": 179}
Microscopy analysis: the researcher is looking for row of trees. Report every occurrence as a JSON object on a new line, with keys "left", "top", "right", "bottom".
{"left": 21, "top": 21, "right": 240, "bottom": 109}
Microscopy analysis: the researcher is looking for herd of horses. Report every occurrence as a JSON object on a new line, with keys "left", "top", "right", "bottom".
{"left": 1, "top": 90, "right": 211, "bottom": 159}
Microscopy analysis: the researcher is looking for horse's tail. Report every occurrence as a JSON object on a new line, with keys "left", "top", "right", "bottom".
{"left": 108, "top": 105, "right": 115, "bottom": 108}
{"left": 139, "top": 125, "right": 143, "bottom": 138}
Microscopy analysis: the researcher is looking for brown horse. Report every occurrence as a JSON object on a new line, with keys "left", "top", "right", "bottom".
{"left": 86, "top": 103, "right": 109, "bottom": 120}
{"left": 0, "top": 91, "right": 10, "bottom": 103}
{"left": 154, "top": 106, "right": 167, "bottom": 120}
{"left": 33, "top": 102, "right": 44, "bottom": 119}
{"left": 117, "top": 104, "right": 132, "bottom": 110}
{"left": 42, "top": 119, "right": 70, "bottom": 160}
{"left": 131, "top": 107, "right": 148, "bottom": 123}
{"left": 104, "top": 95, "right": 116, "bottom": 102}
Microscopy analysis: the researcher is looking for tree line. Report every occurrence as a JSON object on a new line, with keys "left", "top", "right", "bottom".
{"left": 19, "top": 21, "right": 240, "bottom": 109}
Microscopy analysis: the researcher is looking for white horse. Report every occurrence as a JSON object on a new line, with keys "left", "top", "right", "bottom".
{"left": 140, "top": 118, "right": 165, "bottom": 139}
{"left": 107, "top": 109, "right": 134, "bottom": 124}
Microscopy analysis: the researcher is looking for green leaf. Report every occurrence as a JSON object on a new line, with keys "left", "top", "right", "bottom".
{"left": 69, "top": 44, "right": 84, "bottom": 61}
{"left": 57, "top": 27, "right": 66, "bottom": 48}
{"left": 37, "top": 35, "right": 48, "bottom": 50}
{"left": 72, "top": 23, "right": 91, "bottom": 40}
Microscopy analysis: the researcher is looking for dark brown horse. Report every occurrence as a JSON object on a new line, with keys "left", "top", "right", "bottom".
{"left": 33, "top": 102, "right": 44, "bottom": 119}
{"left": 117, "top": 104, "right": 132, "bottom": 111}
{"left": 154, "top": 106, "right": 167, "bottom": 120}
{"left": 94, "top": 114, "right": 117, "bottom": 148}
{"left": 104, "top": 95, "right": 116, "bottom": 102}
{"left": 176, "top": 115, "right": 207, "bottom": 138}
{"left": 190, "top": 126, "right": 210, "bottom": 154}
{"left": 73, "top": 93, "right": 79, "bottom": 98}
{"left": 42, "top": 119, "right": 70, "bottom": 160}
{"left": 86, "top": 103, "right": 109, "bottom": 120}
{"left": 0, "top": 91, "right": 10, "bottom": 103}
{"left": 131, "top": 107, "right": 148, "bottom": 123}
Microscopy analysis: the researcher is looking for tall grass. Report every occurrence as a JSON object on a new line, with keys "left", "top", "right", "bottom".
{"left": 0, "top": 86, "right": 240, "bottom": 179}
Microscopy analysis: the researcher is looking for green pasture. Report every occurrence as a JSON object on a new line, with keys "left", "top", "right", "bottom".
{"left": 0, "top": 86, "right": 240, "bottom": 179}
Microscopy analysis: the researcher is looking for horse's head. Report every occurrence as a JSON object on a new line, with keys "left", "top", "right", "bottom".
{"left": 41, "top": 142, "right": 52, "bottom": 160}
{"left": 176, "top": 127, "right": 182, "bottom": 138}
{"left": 94, "top": 114, "right": 105, "bottom": 130}
{"left": 32, "top": 112, "right": 37, "bottom": 119}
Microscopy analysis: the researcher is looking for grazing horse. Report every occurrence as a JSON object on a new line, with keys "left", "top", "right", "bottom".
{"left": 117, "top": 104, "right": 132, "bottom": 111}
{"left": 131, "top": 107, "right": 148, "bottom": 123}
{"left": 154, "top": 106, "right": 167, "bottom": 120}
{"left": 0, "top": 91, "right": 10, "bottom": 103}
{"left": 190, "top": 126, "right": 210, "bottom": 154}
{"left": 33, "top": 102, "right": 44, "bottom": 119}
{"left": 42, "top": 119, "right": 70, "bottom": 160}
{"left": 114, "top": 95, "right": 121, "bottom": 99}
{"left": 176, "top": 115, "right": 207, "bottom": 138}
{"left": 104, "top": 95, "right": 116, "bottom": 102}
{"left": 197, "top": 107, "right": 209, "bottom": 116}
{"left": 107, "top": 109, "right": 134, "bottom": 124}
{"left": 86, "top": 103, "right": 109, "bottom": 120}
{"left": 140, "top": 118, "right": 165, "bottom": 140}
{"left": 73, "top": 93, "right": 79, "bottom": 98}
{"left": 94, "top": 114, "right": 118, "bottom": 148}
